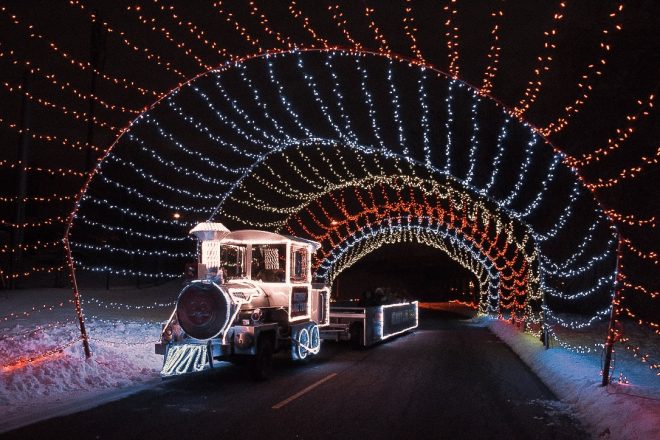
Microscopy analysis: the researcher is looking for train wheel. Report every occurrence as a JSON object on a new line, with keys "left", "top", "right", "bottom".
{"left": 250, "top": 337, "right": 273, "bottom": 381}
{"left": 308, "top": 324, "right": 321, "bottom": 355}
{"left": 296, "top": 327, "right": 310, "bottom": 360}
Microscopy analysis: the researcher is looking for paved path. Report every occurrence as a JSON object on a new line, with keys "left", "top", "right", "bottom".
{"left": 2, "top": 310, "right": 588, "bottom": 440}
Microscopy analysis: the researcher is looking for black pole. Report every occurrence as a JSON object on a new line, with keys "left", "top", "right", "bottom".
{"left": 601, "top": 233, "right": 622, "bottom": 386}
{"left": 64, "top": 236, "right": 92, "bottom": 358}
{"left": 9, "top": 69, "right": 32, "bottom": 290}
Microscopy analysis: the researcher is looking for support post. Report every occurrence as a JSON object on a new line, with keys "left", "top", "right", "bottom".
{"left": 601, "top": 233, "right": 622, "bottom": 386}
{"left": 539, "top": 260, "right": 550, "bottom": 349}
{"left": 64, "top": 236, "right": 91, "bottom": 358}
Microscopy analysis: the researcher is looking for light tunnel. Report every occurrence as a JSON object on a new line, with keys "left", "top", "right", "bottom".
{"left": 64, "top": 47, "right": 619, "bottom": 341}
{"left": 275, "top": 177, "right": 540, "bottom": 323}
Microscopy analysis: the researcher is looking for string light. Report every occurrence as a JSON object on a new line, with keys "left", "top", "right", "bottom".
{"left": 0, "top": 216, "right": 68, "bottom": 229}
{"left": 480, "top": 3, "right": 504, "bottom": 95}
{"left": 125, "top": 4, "right": 215, "bottom": 72}
{"left": 622, "top": 238, "right": 658, "bottom": 264}
{"left": 583, "top": 145, "right": 660, "bottom": 190}
{"left": 568, "top": 93, "right": 655, "bottom": 167}
{"left": 68, "top": 0, "right": 190, "bottom": 80}
{"left": 248, "top": 0, "right": 294, "bottom": 49}
{"left": 0, "top": 265, "right": 66, "bottom": 281}
{"left": 1, "top": 300, "right": 73, "bottom": 323}
{"left": 443, "top": 0, "right": 460, "bottom": 78}
{"left": 603, "top": 210, "right": 655, "bottom": 228}
{"left": 403, "top": 0, "right": 424, "bottom": 61}
{"left": 0, "top": 115, "right": 102, "bottom": 153}
{"left": 82, "top": 297, "right": 175, "bottom": 311}
{"left": 0, "top": 193, "right": 76, "bottom": 203}
{"left": 159, "top": 1, "right": 234, "bottom": 61}
{"left": 1, "top": 79, "right": 118, "bottom": 131}
{"left": 464, "top": 93, "right": 481, "bottom": 183}
{"left": 541, "top": 3, "right": 626, "bottom": 135}
{"left": 288, "top": 0, "right": 329, "bottom": 48}
{"left": 0, "top": 43, "right": 141, "bottom": 115}
{"left": 0, "top": 240, "right": 63, "bottom": 254}
{"left": 364, "top": 5, "right": 390, "bottom": 54}
{"left": 327, "top": 4, "right": 362, "bottom": 50}
{"left": 513, "top": 1, "right": 567, "bottom": 117}
{"left": 2, "top": 339, "right": 80, "bottom": 372}
{"left": 0, "top": 5, "right": 160, "bottom": 97}
{"left": 212, "top": 2, "right": 262, "bottom": 52}
{"left": 0, "top": 159, "right": 86, "bottom": 178}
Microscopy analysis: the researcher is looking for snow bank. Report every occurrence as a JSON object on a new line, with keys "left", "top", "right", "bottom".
{"left": 0, "top": 319, "right": 163, "bottom": 431}
{"left": 0, "top": 284, "right": 179, "bottom": 432}
{"left": 488, "top": 319, "right": 660, "bottom": 440}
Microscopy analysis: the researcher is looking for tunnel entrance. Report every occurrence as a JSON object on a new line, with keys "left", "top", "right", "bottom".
{"left": 331, "top": 242, "right": 478, "bottom": 304}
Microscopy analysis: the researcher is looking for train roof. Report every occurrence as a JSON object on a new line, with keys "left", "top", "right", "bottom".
{"left": 220, "top": 229, "right": 321, "bottom": 251}
{"left": 189, "top": 223, "right": 320, "bottom": 251}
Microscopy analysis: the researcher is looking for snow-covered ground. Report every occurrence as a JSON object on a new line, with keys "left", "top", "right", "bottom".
{"left": 0, "top": 282, "right": 181, "bottom": 433}
{"left": 488, "top": 319, "right": 660, "bottom": 440}
{"left": 1, "top": 290, "right": 658, "bottom": 438}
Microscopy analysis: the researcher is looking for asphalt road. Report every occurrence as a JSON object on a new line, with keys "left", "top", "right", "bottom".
{"left": 1, "top": 310, "right": 589, "bottom": 440}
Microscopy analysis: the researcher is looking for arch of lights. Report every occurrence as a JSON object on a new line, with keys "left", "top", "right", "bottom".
{"left": 65, "top": 48, "right": 619, "bottom": 350}
{"left": 273, "top": 177, "right": 541, "bottom": 324}
{"left": 318, "top": 223, "right": 502, "bottom": 315}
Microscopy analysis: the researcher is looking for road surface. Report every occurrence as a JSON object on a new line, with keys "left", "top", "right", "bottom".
{"left": 1, "top": 310, "right": 588, "bottom": 440}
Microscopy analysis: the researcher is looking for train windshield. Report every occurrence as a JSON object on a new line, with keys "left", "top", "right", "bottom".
{"left": 220, "top": 244, "right": 247, "bottom": 280}
{"left": 251, "top": 244, "right": 286, "bottom": 283}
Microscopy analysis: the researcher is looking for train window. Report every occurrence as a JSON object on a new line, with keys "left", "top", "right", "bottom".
{"left": 290, "top": 247, "right": 308, "bottom": 283}
{"left": 219, "top": 244, "right": 247, "bottom": 280}
{"left": 251, "top": 244, "right": 286, "bottom": 283}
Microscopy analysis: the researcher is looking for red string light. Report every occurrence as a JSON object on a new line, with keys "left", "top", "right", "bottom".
{"left": 566, "top": 93, "right": 655, "bottom": 167}
{"left": 0, "top": 5, "right": 161, "bottom": 98}
{"left": 125, "top": 3, "right": 215, "bottom": 72}
{"left": 583, "top": 145, "right": 660, "bottom": 189}
{"left": 0, "top": 43, "right": 140, "bottom": 115}
{"left": 211, "top": 1, "right": 263, "bottom": 53}
{"left": 480, "top": 3, "right": 505, "bottom": 95}
{"left": 288, "top": 0, "right": 329, "bottom": 48}
{"left": 68, "top": 0, "right": 190, "bottom": 80}
{"left": 443, "top": 0, "right": 460, "bottom": 78}
{"left": 327, "top": 4, "right": 362, "bottom": 51}
{"left": 541, "top": 3, "right": 625, "bottom": 135}
{"left": 0, "top": 115, "right": 102, "bottom": 153}
{"left": 513, "top": 1, "right": 567, "bottom": 117}
{"left": 1, "top": 80, "right": 119, "bottom": 131}
{"left": 403, "top": 0, "right": 422, "bottom": 60}
{"left": 248, "top": 0, "right": 294, "bottom": 49}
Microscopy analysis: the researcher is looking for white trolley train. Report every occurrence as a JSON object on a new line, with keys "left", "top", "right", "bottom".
{"left": 155, "top": 222, "right": 417, "bottom": 379}
{"left": 155, "top": 223, "right": 330, "bottom": 379}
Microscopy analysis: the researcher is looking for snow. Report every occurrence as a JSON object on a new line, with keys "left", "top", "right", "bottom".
{"left": 0, "top": 283, "right": 180, "bottom": 433}
{"left": 1, "top": 292, "right": 658, "bottom": 438}
{"left": 488, "top": 319, "right": 660, "bottom": 440}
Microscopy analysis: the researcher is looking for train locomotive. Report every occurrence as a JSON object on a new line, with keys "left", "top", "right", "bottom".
{"left": 155, "top": 223, "right": 330, "bottom": 379}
